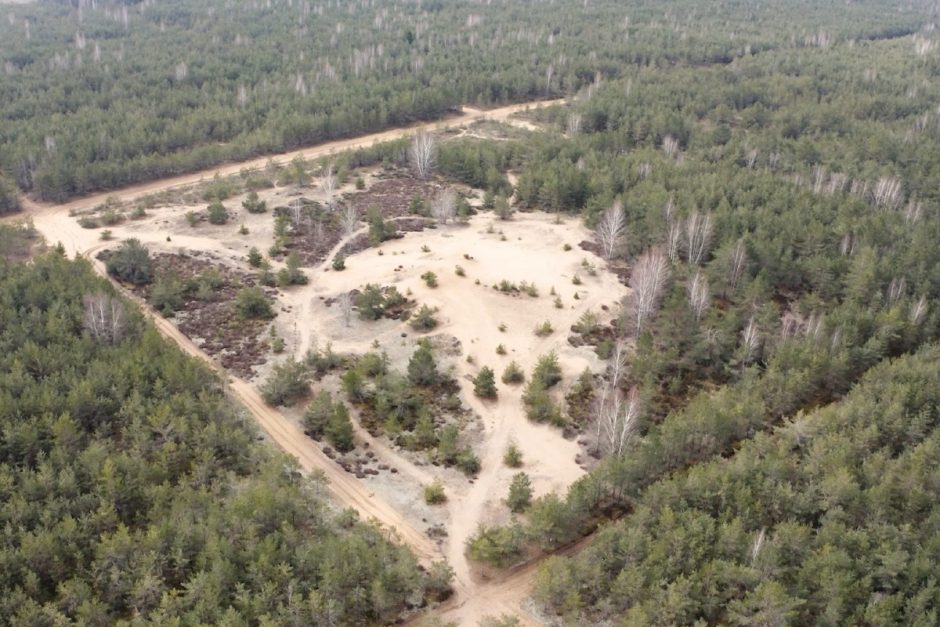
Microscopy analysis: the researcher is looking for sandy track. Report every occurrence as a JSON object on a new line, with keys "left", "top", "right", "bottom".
{"left": 90, "top": 254, "right": 442, "bottom": 567}
{"left": 19, "top": 96, "right": 617, "bottom": 625}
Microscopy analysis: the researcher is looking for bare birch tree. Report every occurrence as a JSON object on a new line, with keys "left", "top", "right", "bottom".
{"left": 607, "top": 340, "right": 630, "bottom": 387}
{"left": 322, "top": 165, "right": 338, "bottom": 212}
{"left": 596, "top": 200, "right": 626, "bottom": 260}
{"left": 431, "top": 187, "right": 457, "bottom": 225}
{"left": 667, "top": 220, "right": 683, "bottom": 262}
{"left": 629, "top": 247, "right": 670, "bottom": 335}
{"left": 687, "top": 270, "right": 710, "bottom": 321}
{"left": 684, "top": 211, "right": 714, "bottom": 265}
{"left": 340, "top": 204, "right": 359, "bottom": 239}
{"left": 728, "top": 239, "right": 747, "bottom": 292}
{"left": 598, "top": 387, "right": 640, "bottom": 457}
{"left": 83, "top": 293, "right": 127, "bottom": 344}
{"left": 741, "top": 317, "right": 760, "bottom": 363}
{"left": 910, "top": 295, "right": 928, "bottom": 324}
{"left": 410, "top": 130, "right": 437, "bottom": 180}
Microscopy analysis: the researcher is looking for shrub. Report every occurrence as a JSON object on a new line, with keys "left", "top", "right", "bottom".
{"left": 534, "top": 320, "right": 553, "bottom": 337}
{"left": 272, "top": 337, "right": 285, "bottom": 353}
{"left": 501, "top": 361, "right": 525, "bottom": 385}
{"left": 595, "top": 339, "right": 614, "bottom": 359}
{"left": 277, "top": 252, "right": 307, "bottom": 286}
{"left": 260, "top": 358, "right": 311, "bottom": 406}
{"left": 303, "top": 391, "right": 335, "bottom": 438}
{"left": 247, "top": 247, "right": 263, "bottom": 268}
{"left": 520, "top": 281, "right": 539, "bottom": 297}
{"left": 356, "top": 284, "right": 385, "bottom": 320}
{"left": 466, "top": 523, "right": 525, "bottom": 567}
{"left": 332, "top": 254, "right": 346, "bottom": 271}
{"left": 257, "top": 260, "right": 276, "bottom": 287}
{"left": 407, "top": 341, "right": 439, "bottom": 386}
{"left": 355, "top": 176, "right": 366, "bottom": 190}
{"left": 410, "top": 304, "right": 439, "bottom": 331}
{"left": 327, "top": 403, "right": 355, "bottom": 452}
{"left": 235, "top": 287, "right": 274, "bottom": 319}
{"left": 503, "top": 442, "right": 523, "bottom": 467}
{"left": 573, "top": 310, "right": 600, "bottom": 335}
{"left": 421, "top": 271, "right": 439, "bottom": 288}
{"left": 571, "top": 274, "right": 582, "bottom": 285}
{"left": 100, "top": 229, "right": 113, "bottom": 241}
{"left": 239, "top": 224, "right": 249, "bottom": 235}
{"left": 101, "top": 209, "right": 124, "bottom": 226}
{"left": 506, "top": 472, "right": 533, "bottom": 513}
{"left": 242, "top": 190, "right": 267, "bottom": 213}
{"left": 149, "top": 275, "right": 186, "bottom": 316}
{"left": 455, "top": 265, "right": 466, "bottom": 277}
{"left": 456, "top": 449, "right": 481, "bottom": 475}
{"left": 368, "top": 207, "right": 396, "bottom": 245}
{"left": 532, "top": 352, "right": 562, "bottom": 388}
{"left": 522, "top": 382, "right": 564, "bottom": 425}
{"left": 185, "top": 211, "right": 200, "bottom": 227}
{"left": 494, "top": 195, "right": 513, "bottom": 220}
{"left": 106, "top": 239, "right": 152, "bottom": 285}
{"left": 563, "top": 243, "right": 572, "bottom": 251}
{"left": 473, "top": 367, "right": 497, "bottom": 399}
{"left": 424, "top": 481, "right": 447, "bottom": 505}
{"left": 496, "top": 344, "right": 507, "bottom": 355}
{"left": 78, "top": 216, "right": 100, "bottom": 229}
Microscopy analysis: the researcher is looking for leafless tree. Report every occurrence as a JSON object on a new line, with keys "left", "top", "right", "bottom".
{"left": 431, "top": 187, "right": 457, "bottom": 225}
{"left": 871, "top": 176, "right": 903, "bottom": 211}
{"left": 83, "top": 293, "right": 127, "bottom": 344}
{"left": 910, "top": 295, "right": 928, "bottom": 325}
{"left": 628, "top": 247, "right": 670, "bottom": 335}
{"left": 598, "top": 387, "right": 640, "bottom": 457}
{"left": 337, "top": 292, "right": 353, "bottom": 327}
{"left": 340, "top": 205, "right": 359, "bottom": 239}
{"left": 596, "top": 200, "right": 626, "bottom": 260}
{"left": 728, "top": 239, "right": 747, "bottom": 292}
{"left": 887, "top": 277, "right": 907, "bottom": 304}
{"left": 904, "top": 198, "right": 923, "bottom": 225}
{"left": 662, "top": 135, "right": 680, "bottom": 158}
{"left": 804, "top": 312, "right": 825, "bottom": 343}
{"left": 687, "top": 270, "right": 710, "bottom": 321}
{"left": 607, "top": 340, "right": 630, "bottom": 387}
{"left": 751, "top": 528, "right": 766, "bottom": 564}
{"left": 667, "top": 220, "right": 683, "bottom": 262}
{"left": 741, "top": 317, "right": 760, "bottom": 363}
{"left": 322, "top": 165, "right": 338, "bottom": 212}
{"left": 684, "top": 211, "right": 713, "bottom": 265}
{"left": 567, "top": 113, "right": 582, "bottom": 136}
{"left": 410, "top": 130, "right": 437, "bottom": 180}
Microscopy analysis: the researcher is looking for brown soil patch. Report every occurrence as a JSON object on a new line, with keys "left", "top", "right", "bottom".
{"left": 108, "top": 251, "right": 274, "bottom": 378}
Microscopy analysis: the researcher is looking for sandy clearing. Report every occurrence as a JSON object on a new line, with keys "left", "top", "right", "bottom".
{"left": 18, "top": 97, "right": 636, "bottom": 625}
{"left": 292, "top": 211, "right": 628, "bottom": 600}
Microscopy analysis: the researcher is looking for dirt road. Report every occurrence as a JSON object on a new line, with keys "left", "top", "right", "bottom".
{"left": 24, "top": 99, "right": 563, "bottom": 216}
{"left": 21, "top": 97, "right": 597, "bottom": 625}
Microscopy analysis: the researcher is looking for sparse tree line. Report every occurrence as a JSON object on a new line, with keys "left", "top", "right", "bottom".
{"left": 1, "top": 0, "right": 925, "bottom": 202}
{"left": 465, "top": 14, "right": 940, "bottom": 625}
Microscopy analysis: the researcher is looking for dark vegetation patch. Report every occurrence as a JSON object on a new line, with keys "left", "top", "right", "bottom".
{"left": 102, "top": 249, "right": 274, "bottom": 378}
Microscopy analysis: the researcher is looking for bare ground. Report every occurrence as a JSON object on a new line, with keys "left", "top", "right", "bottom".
{"left": 19, "top": 98, "right": 637, "bottom": 626}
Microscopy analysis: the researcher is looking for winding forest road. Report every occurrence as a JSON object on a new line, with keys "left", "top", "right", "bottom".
{"left": 21, "top": 98, "right": 575, "bottom": 625}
